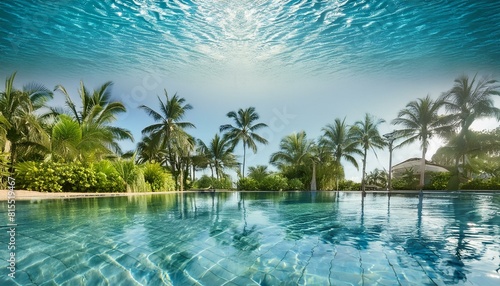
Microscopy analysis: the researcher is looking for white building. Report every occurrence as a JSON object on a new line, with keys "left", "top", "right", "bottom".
{"left": 392, "top": 158, "right": 449, "bottom": 184}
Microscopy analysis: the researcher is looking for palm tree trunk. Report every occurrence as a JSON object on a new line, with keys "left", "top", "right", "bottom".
{"left": 192, "top": 164, "right": 196, "bottom": 182}
{"left": 419, "top": 147, "right": 426, "bottom": 189}
{"left": 361, "top": 150, "right": 367, "bottom": 192}
{"left": 310, "top": 161, "right": 317, "bottom": 191}
{"left": 179, "top": 168, "right": 184, "bottom": 192}
{"left": 242, "top": 142, "right": 246, "bottom": 178}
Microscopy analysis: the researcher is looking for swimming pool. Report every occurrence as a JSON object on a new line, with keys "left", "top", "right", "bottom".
{"left": 1, "top": 191, "right": 499, "bottom": 285}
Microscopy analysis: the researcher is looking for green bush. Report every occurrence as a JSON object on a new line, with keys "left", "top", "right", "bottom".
{"left": 461, "top": 177, "right": 500, "bottom": 190}
{"left": 288, "top": 178, "right": 304, "bottom": 190}
{"left": 425, "top": 172, "right": 451, "bottom": 190}
{"left": 112, "top": 159, "right": 140, "bottom": 187}
{"left": 237, "top": 177, "right": 259, "bottom": 191}
{"left": 0, "top": 152, "right": 10, "bottom": 189}
{"left": 338, "top": 180, "right": 361, "bottom": 191}
{"left": 142, "top": 162, "right": 175, "bottom": 192}
{"left": 260, "top": 175, "right": 288, "bottom": 191}
{"left": 16, "top": 161, "right": 63, "bottom": 192}
{"left": 60, "top": 163, "right": 98, "bottom": 192}
{"left": 195, "top": 175, "right": 232, "bottom": 189}
{"left": 93, "top": 161, "right": 126, "bottom": 192}
{"left": 130, "top": 169, "right": 150, "bottom": 192}
{"left": 194, "top": 175, "right": 212, "bottom": 188}
{"left": 15, "top": 161, "right": 127, "bottom": 193}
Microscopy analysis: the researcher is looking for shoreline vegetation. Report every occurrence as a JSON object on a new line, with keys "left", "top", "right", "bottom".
{"left": 1, "top": 189, "right": 499, "bottom": 202}
{"left": 0, "top": 73, "right": 499, "bottom": 193}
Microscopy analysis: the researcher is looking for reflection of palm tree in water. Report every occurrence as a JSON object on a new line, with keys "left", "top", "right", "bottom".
{"left": 207, "top": 193, "right": 261, "bottom": 252}
{"left": 404, "top": 194, "right": 484, "bottom": 283}
{"left": 233, "top": 193, "right": 260, "bottom": 251}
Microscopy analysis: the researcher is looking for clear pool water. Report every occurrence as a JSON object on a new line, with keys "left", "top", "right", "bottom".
{"left": 1, "top": 191, "right": 499, "bottom": 285}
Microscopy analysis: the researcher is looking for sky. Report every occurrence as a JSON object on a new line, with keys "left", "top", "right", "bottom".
{"left": 1, "top": 0, "right": 500, "bottom": 182}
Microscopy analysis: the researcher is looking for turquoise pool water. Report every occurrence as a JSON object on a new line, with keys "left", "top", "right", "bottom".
{"left": 1, "top": 191, "right": 500, "bottom": 285}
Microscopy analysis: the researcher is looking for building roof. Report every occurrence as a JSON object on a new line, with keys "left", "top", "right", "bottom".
{"left": 392, "top": 158, "right": 449, "bottom": 174}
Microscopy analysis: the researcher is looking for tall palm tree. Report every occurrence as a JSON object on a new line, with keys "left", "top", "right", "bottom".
{"left": 441, "top": 74, "right": 500, "bottom": 187}
{"left": 139, "top": 91, "right": 195, "bottom": 191}
{"left": 198, "top": 134, "right": 238, "bottom": 179}
{"left": 320, "top": 117, "right": 362, "bottom": 190}
{"left": 219, "top": 107, "right": 268, "bottom": 178}
{"left": 0, "top": 72, "right": 53, "bottom": 169}
{"left": 392, "top": 95, "right": 453, "bottom": 188}
{"left": 350, "top": 113, "right": 386, "bottom": 192}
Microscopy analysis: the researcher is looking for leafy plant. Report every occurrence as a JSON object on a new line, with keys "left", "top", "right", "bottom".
{"left": 461, "top": 177, "right": 500, "bottom": 190}
{"left": 142, "top": 162, "right": 175, "bottom": 191}
{"left": 194, "top": 175, "right": 232, "bottom": 189}
{"left": 15, "top": 161, "right": 126, "bottom": 192}
{"left": 425, "top": 172, "right": 451, "bottom": 190}
{"left": 237, "top": 177, "right": 259, "bottom": 191}
{"left": 112, "top": 159, "right": 140, "bottom": 191}
{"left": 338, "top": 180, "right": 361, "bottom": 191}
{"left": 288, "top": 178, "right": 304, "bottom": 190}
{"left": 259, "top": 175, "right": 288, "bottom": 191}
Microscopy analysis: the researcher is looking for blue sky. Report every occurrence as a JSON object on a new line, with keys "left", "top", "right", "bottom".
{"left": 1, "top": 0, "right": 500, "bottom": 181}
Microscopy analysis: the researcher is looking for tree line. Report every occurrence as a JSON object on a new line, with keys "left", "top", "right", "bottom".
{"left": 0, "top": 72, "right": 498, "bottom": 192}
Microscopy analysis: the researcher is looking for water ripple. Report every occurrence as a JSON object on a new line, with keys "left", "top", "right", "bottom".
{"left": 1, "top": 0, "right": 499, "bottom": 80}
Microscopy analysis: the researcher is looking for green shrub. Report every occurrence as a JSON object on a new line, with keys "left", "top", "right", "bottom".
{"left": 92, "top": 160, "right": 126, "bottom": 192}
{"left": 338, "top": 180, "right": 361, "bottom": 191}
{"left": 237, "top": 177, "right": 259, "bottom": 191}
{"left": 16, "top": 161, "right": 62, "bottom": 192}
{"left": 60, "top": 163, "right": 98, "bottom": 192}
{"left": 0, "top": 152, "right": 10, "bottom": 189}
{"left": 142, "top": 162, "right": 175, "bottom": 192}
{"left": 112, "top": 159, "right": 140, "bottom": 187}
{"left": 15, "top": 161, "right": 127, "bottom": 193}
{"left": 461, "top": 177, "right": 500, "bottom": 190}
{"left": 130, "top": 169, "right": 150, "bottom": 192}
{"left": 259, "top": 175, "right": 288, "bottom": 191}
{"left": 195, "top": 175, "right": 232, "bottom": 189}
{"left": 288, "top": 178, "right": 304, "bottom": 190}
{"left": 195, "top": 175, "right": 213, "bottom": 188}
{"left": 425, "top": 172, "right": 451, "bottom": 190}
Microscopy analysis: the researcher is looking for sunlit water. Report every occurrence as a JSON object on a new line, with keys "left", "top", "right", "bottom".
{"left": 1, "top": 0, "right": 500, "bottom": 79}
{"left": 1, "top": 191, "right": 499, "bottom": 285}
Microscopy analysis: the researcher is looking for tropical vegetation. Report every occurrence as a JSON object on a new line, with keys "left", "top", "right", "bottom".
{"left": 1, "top": 72, "right": 499, "bottom": 192}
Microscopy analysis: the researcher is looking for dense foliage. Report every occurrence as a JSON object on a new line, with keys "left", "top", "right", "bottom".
{"left": 142, "top": 162, "right": 176, "bottom": 192}
{"left": 194, "top": 175, "right": 232, "bottom": 189}
{"left": 1, "top": 72, "right": 499, "bottom": 192}
{"left": 15, "top": 161, "right": 126, "bottom": 192}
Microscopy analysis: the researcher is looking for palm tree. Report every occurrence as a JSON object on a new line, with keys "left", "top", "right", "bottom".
{"left": 0, "top": 72, "right": 53, "bottom": 169}
{"left": 392, "top": 95, "right": 453, "bottom": 188}
{"left": 54, "top": 81, "right": 133, "bottom": 155}
{"left": 320, "top": 117, "right": 362, "bottom": 190}
{"left": 198, "top": 134, "right": 238, "bottom": 179}
{"left": 350, "top": 113, "right": 386, "bottom": 192}
{"left": 441, "top": 74, "right": 500, "bottom": 187}
{"left": 219, "top": 107, "right": 268, "bottom": 178}
{"left": 270, "top": 131, "right": 315, "bottom": 188}
{"left": 270, "top": 131, "right": 314, "bottom": 169}
{"left": 136, "top": 135, "right": 165, "bottom": 164}
{"left": 365, "top": 168, "right": 388, "bottom": 188}
{"left": 139, "top": 91, "right": 195, "bottom": 191}
{"left": 247, "top": 165, "right": 269, "bottom": 181}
